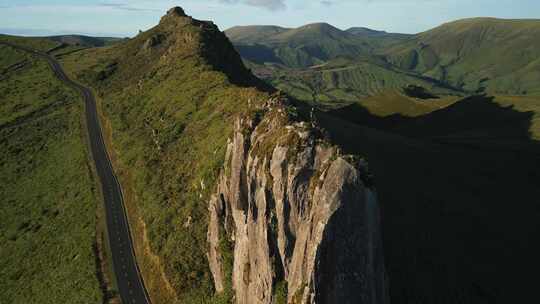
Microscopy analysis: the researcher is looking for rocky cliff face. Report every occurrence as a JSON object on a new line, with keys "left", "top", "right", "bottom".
{"left": 207, "top": 96, "right": 388, "bottom": 304}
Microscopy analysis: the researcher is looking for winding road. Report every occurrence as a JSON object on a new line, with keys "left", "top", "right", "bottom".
{"left": 1, "top": 42, "right": 151, "bottom": 304}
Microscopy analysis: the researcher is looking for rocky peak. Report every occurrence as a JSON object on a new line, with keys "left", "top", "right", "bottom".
{"left": 166, "top": 6, "right": 187, "bottom": 18}
{"left": 134, "top": 7, "right": 268, "bottom": 88}
{"left": 207, "top": 96, "right": 388, "bottom": 304}
{"left": 159, "top": 6, "right": 191, "bottom": 26}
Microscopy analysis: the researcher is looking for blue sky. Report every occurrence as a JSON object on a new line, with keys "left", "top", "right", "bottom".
{"left": 1, "top": 0, "right": 539, "bottom": 37}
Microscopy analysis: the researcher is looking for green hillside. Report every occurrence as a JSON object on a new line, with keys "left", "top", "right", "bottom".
{"left": 346, "top": 27, "right": 411, "bottom": 48}
{"left": 385, "top": 18, "right": 540, "bottom": 95}
{"left": 47, "top": 35, "right": 125, "bottom": 47}
{"left": 0, "top": 38, "right": 104, "bottom": 303}
{"left": 248, "top": 57, "right": 462, "bottom": 105}
{"left": 0, "top": 34, "right": 57, "bottom": 51}
{"left": 226, "top": 23, "right": 373, "bottom": 67}
{"left": 59, "top": 7, "right": 272, "bottom": 303}
{"left": 229, "top": 18, "right": 540, "bottom": 106}
{"left": 346, "top": 27, "right": 408, "bottom": 38}
{"left": 227, "top": 23, "right": 464, "bottom": 104}
{"left": 225, "top": 25, "right": 289, "bottom": 44}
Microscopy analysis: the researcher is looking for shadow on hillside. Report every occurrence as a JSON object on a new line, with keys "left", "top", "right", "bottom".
{"left": 313, "top": 95, "right": 540, "bottom": 304}
{"left": 330, "top": 95, "right": 540, "bottom": 150}
{"left": 234, "top": 43, "right": 284, "bottom": 65}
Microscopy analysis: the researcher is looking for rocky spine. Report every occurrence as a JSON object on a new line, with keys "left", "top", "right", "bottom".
{"left": 208, "top": 96, "right": 388, "bottom": 304}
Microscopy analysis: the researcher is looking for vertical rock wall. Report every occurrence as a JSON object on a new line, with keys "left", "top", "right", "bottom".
{"left": 208, "top": 98, "right": 388, "bottom": 304}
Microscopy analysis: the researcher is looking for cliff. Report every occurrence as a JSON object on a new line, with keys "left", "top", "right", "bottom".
{"left": 207, "top": 96, "right": 388, "bottom": 304}
{"left": 60, "top": 6, "right": 388, "bottom": 303}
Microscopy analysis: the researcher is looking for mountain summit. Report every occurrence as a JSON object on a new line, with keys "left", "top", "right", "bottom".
{"left": 57, "top": 6, "right": 387, "bottom": 304}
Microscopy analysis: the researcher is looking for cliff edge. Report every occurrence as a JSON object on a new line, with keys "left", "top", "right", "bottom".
{"left": 208, "top": 96, "right": 388, "bottom": 304}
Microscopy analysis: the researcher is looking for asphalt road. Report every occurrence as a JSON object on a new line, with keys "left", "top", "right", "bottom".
{"left": 1, "top": 42, "right": 151, "bottom": 304}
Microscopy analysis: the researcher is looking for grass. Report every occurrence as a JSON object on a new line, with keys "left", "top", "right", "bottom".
{"left": 247, "top": 57, "right": 462, "bottom": 107}
{"left": 227, "top": 23, "right": 373, "bottom": 68}
{"left": 0, "top": 43, "right": 103, "bottom": 303}
{"left": 354, "top": 90, "right": 461, "bottom": 117}
{"left": 273, "top": 280, "right": 288, "bottom": 304}
{"left": 385, "top": 18, "right": 540, "bottom": 95}
{"left": 493, "top": 95, "right": 540, "bottom": 140}
{"left": 0, "top": 44, "right": 27, "bottom": 70}
{"left": 0, "top": 34, "right": 58, "bottom": 51}
{"left": 59, "top": 12, "right": 270, "bottom": 303}
{"left": 231, "top": 18, "right": 540, "bottom": 108}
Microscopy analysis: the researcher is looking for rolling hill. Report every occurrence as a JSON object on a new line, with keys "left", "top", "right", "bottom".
{"left": 224, "top": 25, "right": 289, "bottom": 44}
{"left": 385, "top": 17, "right": 540, "bottom": 95}
{"left": 251, "top": 57, "right": 462, "bottom": 106}
{"left": 346, "top": 27, "right": 408, "bottom": 38}
{"left": 47, "top": 35, "right": 124, "bottom": 47}
{"left": 228, "top": 18, "right": 540, "bottom": 105}
{"left": 227, "top": 23, "right": 462, "bottom": 103}
{"left": 226, "top": 23, "right": 374, "bottom": 67}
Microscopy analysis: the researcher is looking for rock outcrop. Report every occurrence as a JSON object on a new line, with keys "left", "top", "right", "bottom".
{"left": 208, "top": 96, "right": 388, "bottom": 304}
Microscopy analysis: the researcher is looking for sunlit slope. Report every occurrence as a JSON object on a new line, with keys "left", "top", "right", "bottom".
{"left": 385, "top": 18, "right": 540, "bottom": 95}
{"left": 251, "top": 57, "right": 461, "bottom": 105}
{"left": 226, "top": 23, "right": 374, "bottom": 67}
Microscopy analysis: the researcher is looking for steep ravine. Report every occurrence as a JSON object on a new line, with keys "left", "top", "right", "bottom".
{"left": 207, "top": 96, "right": 388, "bottom": 304}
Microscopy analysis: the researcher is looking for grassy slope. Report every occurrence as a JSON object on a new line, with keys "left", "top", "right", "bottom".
{"left": 47, "top": 35, "right": 124, "bottom": 47}
{"left": 227, "top": 23, "right": 373, "bottom": 68}
{"left": 317, "top": 93, "right": 540, "bottom": 304}
{"left": 354, "top": 90, "right": 461, "bottom": 117}
{"left": 385, "top": 18, "right": 540, "bottom": 95}
{"left": 492, "top": 94, "right": 540, "bottom": 140}
{"left": 60, "top": 9, "right": 270, "bottom": 303}
{"left": 231, "top": 18, "right": 540, "bottom": 107}
{"left": 228, "top": 24, "right": 462, "bottom": 104}
{"left": 225, "top": 25, "right": 289, "bottom": 44}
{"left": 0, "top": 39, "right": 102, "bottom": 303}
{"left": 0, "top": 34, "right": 58, "bottom": 51}
{"left": 258, "top": 58, "right": 461, "bottom": 106}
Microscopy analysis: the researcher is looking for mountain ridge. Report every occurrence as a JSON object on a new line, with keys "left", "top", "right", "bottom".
{"left": 55, "top": 6, "right": 386, "bottom": 304}
{"left": 385, "top": 17, "right": 540, "bottom": 94}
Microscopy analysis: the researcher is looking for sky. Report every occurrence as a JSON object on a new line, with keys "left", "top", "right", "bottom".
{"left": 0, "top": 0, "right": 539, "bottom": 37}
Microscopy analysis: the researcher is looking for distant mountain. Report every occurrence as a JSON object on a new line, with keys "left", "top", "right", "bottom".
{"left": 225, "top": 25, "right": 289, "bottom": 44}
{"left": 228, "top": 18, "right": 540, "bottom": 101}
{"left": 385, "top": 17, "right": 540, "bottom": 95}
{"left": 346, "top": 27, "right": 410, "bottom": 39}
{"left": 247, "top": 56, "right": 461, "bottom": 106}
{"left": 47, "top": 35, "right": 124, "bottom": 47}
{"left": 225, "top": 23, "right": 373, "bottom": 67}
{"left": 226, "top": 23, "right": 459, "bottom": 103}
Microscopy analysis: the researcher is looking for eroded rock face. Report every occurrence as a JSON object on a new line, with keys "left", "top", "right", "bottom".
{"left": 208, "top": 97, "right": 388, "bottom": 304}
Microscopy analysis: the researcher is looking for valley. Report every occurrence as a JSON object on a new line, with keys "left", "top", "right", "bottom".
{"left": 1, "top": 4, "right": 540, "bottom": 304}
